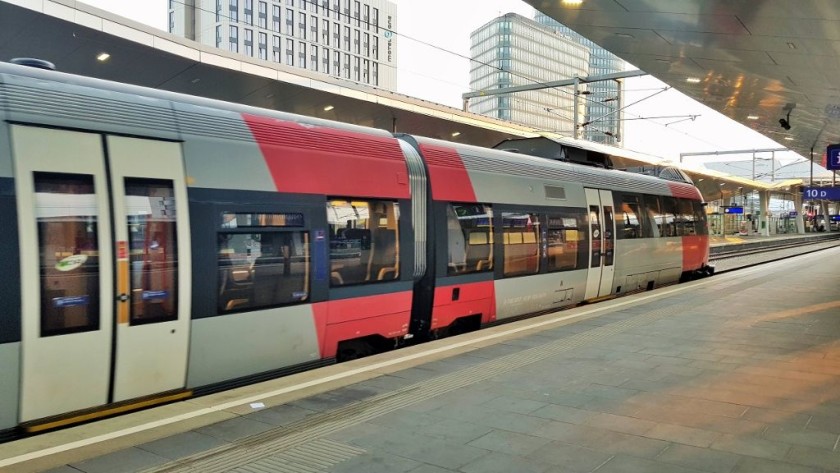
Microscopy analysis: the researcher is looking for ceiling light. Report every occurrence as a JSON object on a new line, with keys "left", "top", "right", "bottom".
{"left": 96, "top": 52, "right": 110, "bottom": 62}
{"left": 323, "top": 105, "right": 334, "bottom": 111}
{"left": 615, "top": 33, "right": 634, "bottom": 38}
{"left": 747, "top": 115, "right": 759, "bottom": 120}
{"left": 787, "top": 42, "right": 797, "bottom": 49}
{"left": 451, "top": 131, "right": 461, "bottom": 137}
{"left": 190, "top": 78, "right": 200, "bottom": 84}
{"left": 784, "top": 136, "right": 794, "bottom": 141}
{"left": 561, "top": 0, "right": 583, "bottom": 5}
{"left": 686, "top": 77, "right": 701, "bottom": 83}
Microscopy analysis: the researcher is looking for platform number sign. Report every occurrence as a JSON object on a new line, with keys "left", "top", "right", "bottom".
{"left": 827, "top": 144, "right": 840, "bottom": 171}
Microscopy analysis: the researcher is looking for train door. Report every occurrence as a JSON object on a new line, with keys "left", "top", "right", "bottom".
{"left": 13, "top": 126, "right": 191, "bottom": 422}
{"left": 583, "top": 188, "right": 616, "bottom": 300}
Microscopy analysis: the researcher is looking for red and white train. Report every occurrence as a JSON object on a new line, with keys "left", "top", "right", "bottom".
{"left": 0, "top": 60, "right": 710, "bottom": 436}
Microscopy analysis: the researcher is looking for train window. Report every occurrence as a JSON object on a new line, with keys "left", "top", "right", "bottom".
{"left": 677, "top": 199, "right": 697, "bottom": 236}
{"left": 661, "top": 197, "right": 681, "bottom": 237}
{"left": 217, "top": 230, "right": 310, "bottom": 313}
{"left": 615, "top": 195, "right": 642, "bottom": 239}
{"left": 446, "top": 203, "right": 493, "bottom": 275}
{"left": 327, "top": 199, "right": 399, "bottom": 286}
{"left": 124, "top": 179, "right": 179, "bottom": 325}
{"left": 501, "top": 212, "right": 540, "bottom": 277}
{"left": 546, "top": 211, "right": 587, "bottom": 272}
{"left": 642, "top": 195, "right": 662, "bottom": 238}
{"left": 34, "top": 172, "right": 100, "bottom": 337}
{"left": 693, "top": 201, "right": 709, "bottom": 235}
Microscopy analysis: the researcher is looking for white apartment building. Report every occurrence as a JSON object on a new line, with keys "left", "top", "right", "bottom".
{"left": 169, "top": 0, "right": 397, "bottom": 90}
{"left": 469, "top": 13, "right": 589, "bottom": 135}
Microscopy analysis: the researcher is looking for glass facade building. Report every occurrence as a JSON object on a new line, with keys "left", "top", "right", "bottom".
{"left": 469, "top": 14, "right": 589, "bottom": 135}
{"left": 169, "top": 0, "right": 397, "bottom": 90}
{"left": 535, "top": 11, "right": 625, "bottom": 145}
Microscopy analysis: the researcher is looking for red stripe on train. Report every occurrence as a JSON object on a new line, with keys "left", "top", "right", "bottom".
{"left": 243, "top": 114, "right": 410, "bottom": 198}
{"left": 312, "top": 291, "right": 413, "bottom": 358}
{"left": 418, "top": 143, "right": 478, "bottom": 202}
{"left": 668, "top": 182, "right": 703, "bottom": 200}
{"left": 431, "top": 280, "right": 495, "bottom": 330}
{"left": 682, "top": 235, "right": 710, "bottom": 271}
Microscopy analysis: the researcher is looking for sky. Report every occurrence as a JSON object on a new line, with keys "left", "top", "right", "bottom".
{"left": 79, "top": 0, "right": 802, "bottom": 166}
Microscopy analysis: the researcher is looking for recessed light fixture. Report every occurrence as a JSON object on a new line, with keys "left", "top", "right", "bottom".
{"left": 615, "top": 33, "right": 634, "bottom": 38}
{"left": 784, "top": 136, "right": 794, "bottom": 141}
{"left": 96, "top": 52, "right": 110, "bottom": 62}
{"left": 323, "top": 105, "right": 334, "bottom": 111}
{"left": 686, "top": 77, "right": 701, "bottom": 83}
{"left": 787, "top": 42, "right": 797, "bottom": 49}
{"left": 190, "top": 78, "right": 201, "bottom": 84}
{"left": 561, "top": 0, "right": 583, "bottom": 5}
{"left": 451, "top": 131, "right": 461, "bottom": 137}
{"left": 747, "top": 115, "right": 759, "bottom": 120}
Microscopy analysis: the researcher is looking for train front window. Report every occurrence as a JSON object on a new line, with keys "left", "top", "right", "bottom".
{"left": 326, "top": 199, "right": 399, "bottom": 286}
{"left": 124, "top": 178, "right": 178, "bottom": 325}
{"left": 502, "top": 212, "right": 540, "bottom": 277}
{"left": 34, "top": 172, "right": 100, "bottom": 337}
{"left": 446, "top": 203, "right": 493, "bottom": 275}
{"left": 217, "top": 212, "right": 309, "bottom": 313}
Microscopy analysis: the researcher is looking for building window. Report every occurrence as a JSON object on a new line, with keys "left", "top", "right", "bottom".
{"left": 322, "top": 47, "right": 330, "bottom": 73}
{"left": 259, "top": 32, "right": 267, "bottom": 60}
{"left": 363, "top": 32, "right": 369, "bottom": 56}
{"left": 353, "top": 0, "right": 360, "bottom": 27}
{"left": 216, "top": 25, "right": 222, "bottom": 48}
{"left": 310, "top": 15, "right": 318, "bottom": 41}
{"left": 353, "top": 29, "right": 360, "bottom": 54}
{"left": 258, "top": 1, "right": 267, "bottom": 28}
{"left": 372, "top": 36, "right": 378, "bottom": 59}
{"left": 286, "top": 8, "right": 294, "bottom": 35}
{"left": 363, "top": 4, "right": 369, "bottom": 30}
{"left": 333, "top": 50, "right": 340, "bottom": 76}
{"left": 372, "top": 61, "right": 378, "bottom": 86}
{"left": 372, "top": 7, "right": 378, "bottom": 33}
{"left": 343, "top": 25, "right": 350, "bottom": 51}
{"left": 272, "top": 5, "right": 280, "bottom": 32}
{"left": 245, "top": 28, "right": 253, "bottom": 56}
{"left": 353, "top": 55, "right": 360, "bottom": 81}
{"left": 362, "top": 58, "right": 369, "bottom": 83}
{"left": 229, "top": 0, "right": 239, "bottom": 23}
{"left": 322, "top": 19, "right": 330, "bottom": 45}
{"left": 245, "top": 0, "right": 253, "bottom": 25}
{"left": 216, "top": 0, "right": 222, "bottom": 21}
{"left": 343, "top": 52, "right": 350, "bottom": 78}
{"left": 299, "top": 41, "right": 306, "bottom": 68}
{"left": 273, "top": 35, "right": 281, "bottom": 62}
{"left": 286, "top": 38, "right": 294, "bottom": 65}
{"left": 229, "top": 25, "right": 238, "bottom": 53}
{"left": 310, "top": 47, "right": 318, "bottom": 71}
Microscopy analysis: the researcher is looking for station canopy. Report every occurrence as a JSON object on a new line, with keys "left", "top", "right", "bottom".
{"left": 0, "top": 0, "right": 819, "bottom": 202}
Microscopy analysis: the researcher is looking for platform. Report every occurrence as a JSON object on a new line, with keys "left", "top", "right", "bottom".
{"left": 2, "top": 246, "right": 840, "bottom": 473}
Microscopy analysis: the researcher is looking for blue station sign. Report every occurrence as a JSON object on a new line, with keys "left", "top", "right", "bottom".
{"left": 827, "top": 144, "right": 840, "bottom": 171}
{"left": 723, "top": 206, "right": 744, "bottom": 214}
{"left": 803, "top": 186, "right": 840, "bottom": 200}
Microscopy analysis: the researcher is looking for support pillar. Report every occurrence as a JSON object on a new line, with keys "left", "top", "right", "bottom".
{"left": 758, "top": 190, "right": 770, "bottom": 236}
{"left": 793, "top": 192, "right": 805, "bottom": 234}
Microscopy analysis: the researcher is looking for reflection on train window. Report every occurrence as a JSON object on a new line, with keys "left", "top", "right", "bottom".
{"left": 616, "top": 196, "right": 642, "bottom": 239}
{"left": 446, "top": 203, "right": 493, "bottom": 275}
{"left": 692, "top": 200, "right": 709, "bottom": 235}
{"left": 546, "top": 211, "right": 587, "bottom": 272}
{"left": 326, "top": 199, "right": 399, "bottom": 286}
{"left": 125, "top": 178, "right": 178, "bottom": 325}
{"left": 502, "top": 212, "right": 540, "bottom": 277}
{"left": 34, "top": 172, "right": 100, "bottom": 337}
{"left": 643, "top": 195, "right": 662, "bottom": 238}
{"left": 677, "top": 198, "right": 698, "bottom": 236}
{"left": 661, "top": 197, "right": 681, "bottom": 237}
{"left": 217, "top": 230, "right": 309, "bottom": 313}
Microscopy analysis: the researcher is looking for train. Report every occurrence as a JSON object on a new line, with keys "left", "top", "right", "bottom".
{"left": 0, "top": 60, "right": 711, "bottom": 437}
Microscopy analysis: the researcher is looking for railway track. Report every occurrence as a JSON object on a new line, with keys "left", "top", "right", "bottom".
{"left": 709, "top": 233, "right": 840, "bottom": 273}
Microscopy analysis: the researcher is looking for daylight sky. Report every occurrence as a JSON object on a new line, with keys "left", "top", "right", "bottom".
{"left": 79, "top": 0, "right": 800, "bottom": 165}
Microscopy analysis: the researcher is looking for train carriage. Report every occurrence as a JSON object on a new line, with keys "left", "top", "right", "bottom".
{"left": 0, "top": 60, "right": 710, "bottom": 437}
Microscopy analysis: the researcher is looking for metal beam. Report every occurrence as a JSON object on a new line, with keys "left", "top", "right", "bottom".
{"left": 679, "top": 147, "right": 788, "bottom": 162}
{"left": 461, "top": 70, "right": 647, "bottom": 100}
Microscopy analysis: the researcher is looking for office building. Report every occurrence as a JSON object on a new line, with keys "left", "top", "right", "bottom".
{"left": 535, "top": 11, "right": 625, "bottom": 145}
{"left": 468, "top": 13, "right": 589, "bottom": 136}
{"left": 170, "top": 0, "right": 397, "bottom": 90}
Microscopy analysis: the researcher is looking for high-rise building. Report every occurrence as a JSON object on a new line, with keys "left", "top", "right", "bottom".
{"left": 535, "top": 11, "right": 625, "bottom": 145}
{"left": 468, "top": 13, "right": 589, "bottom": 136}
{"left": 169, "top": 0, "right": 397, "bottom": 90}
